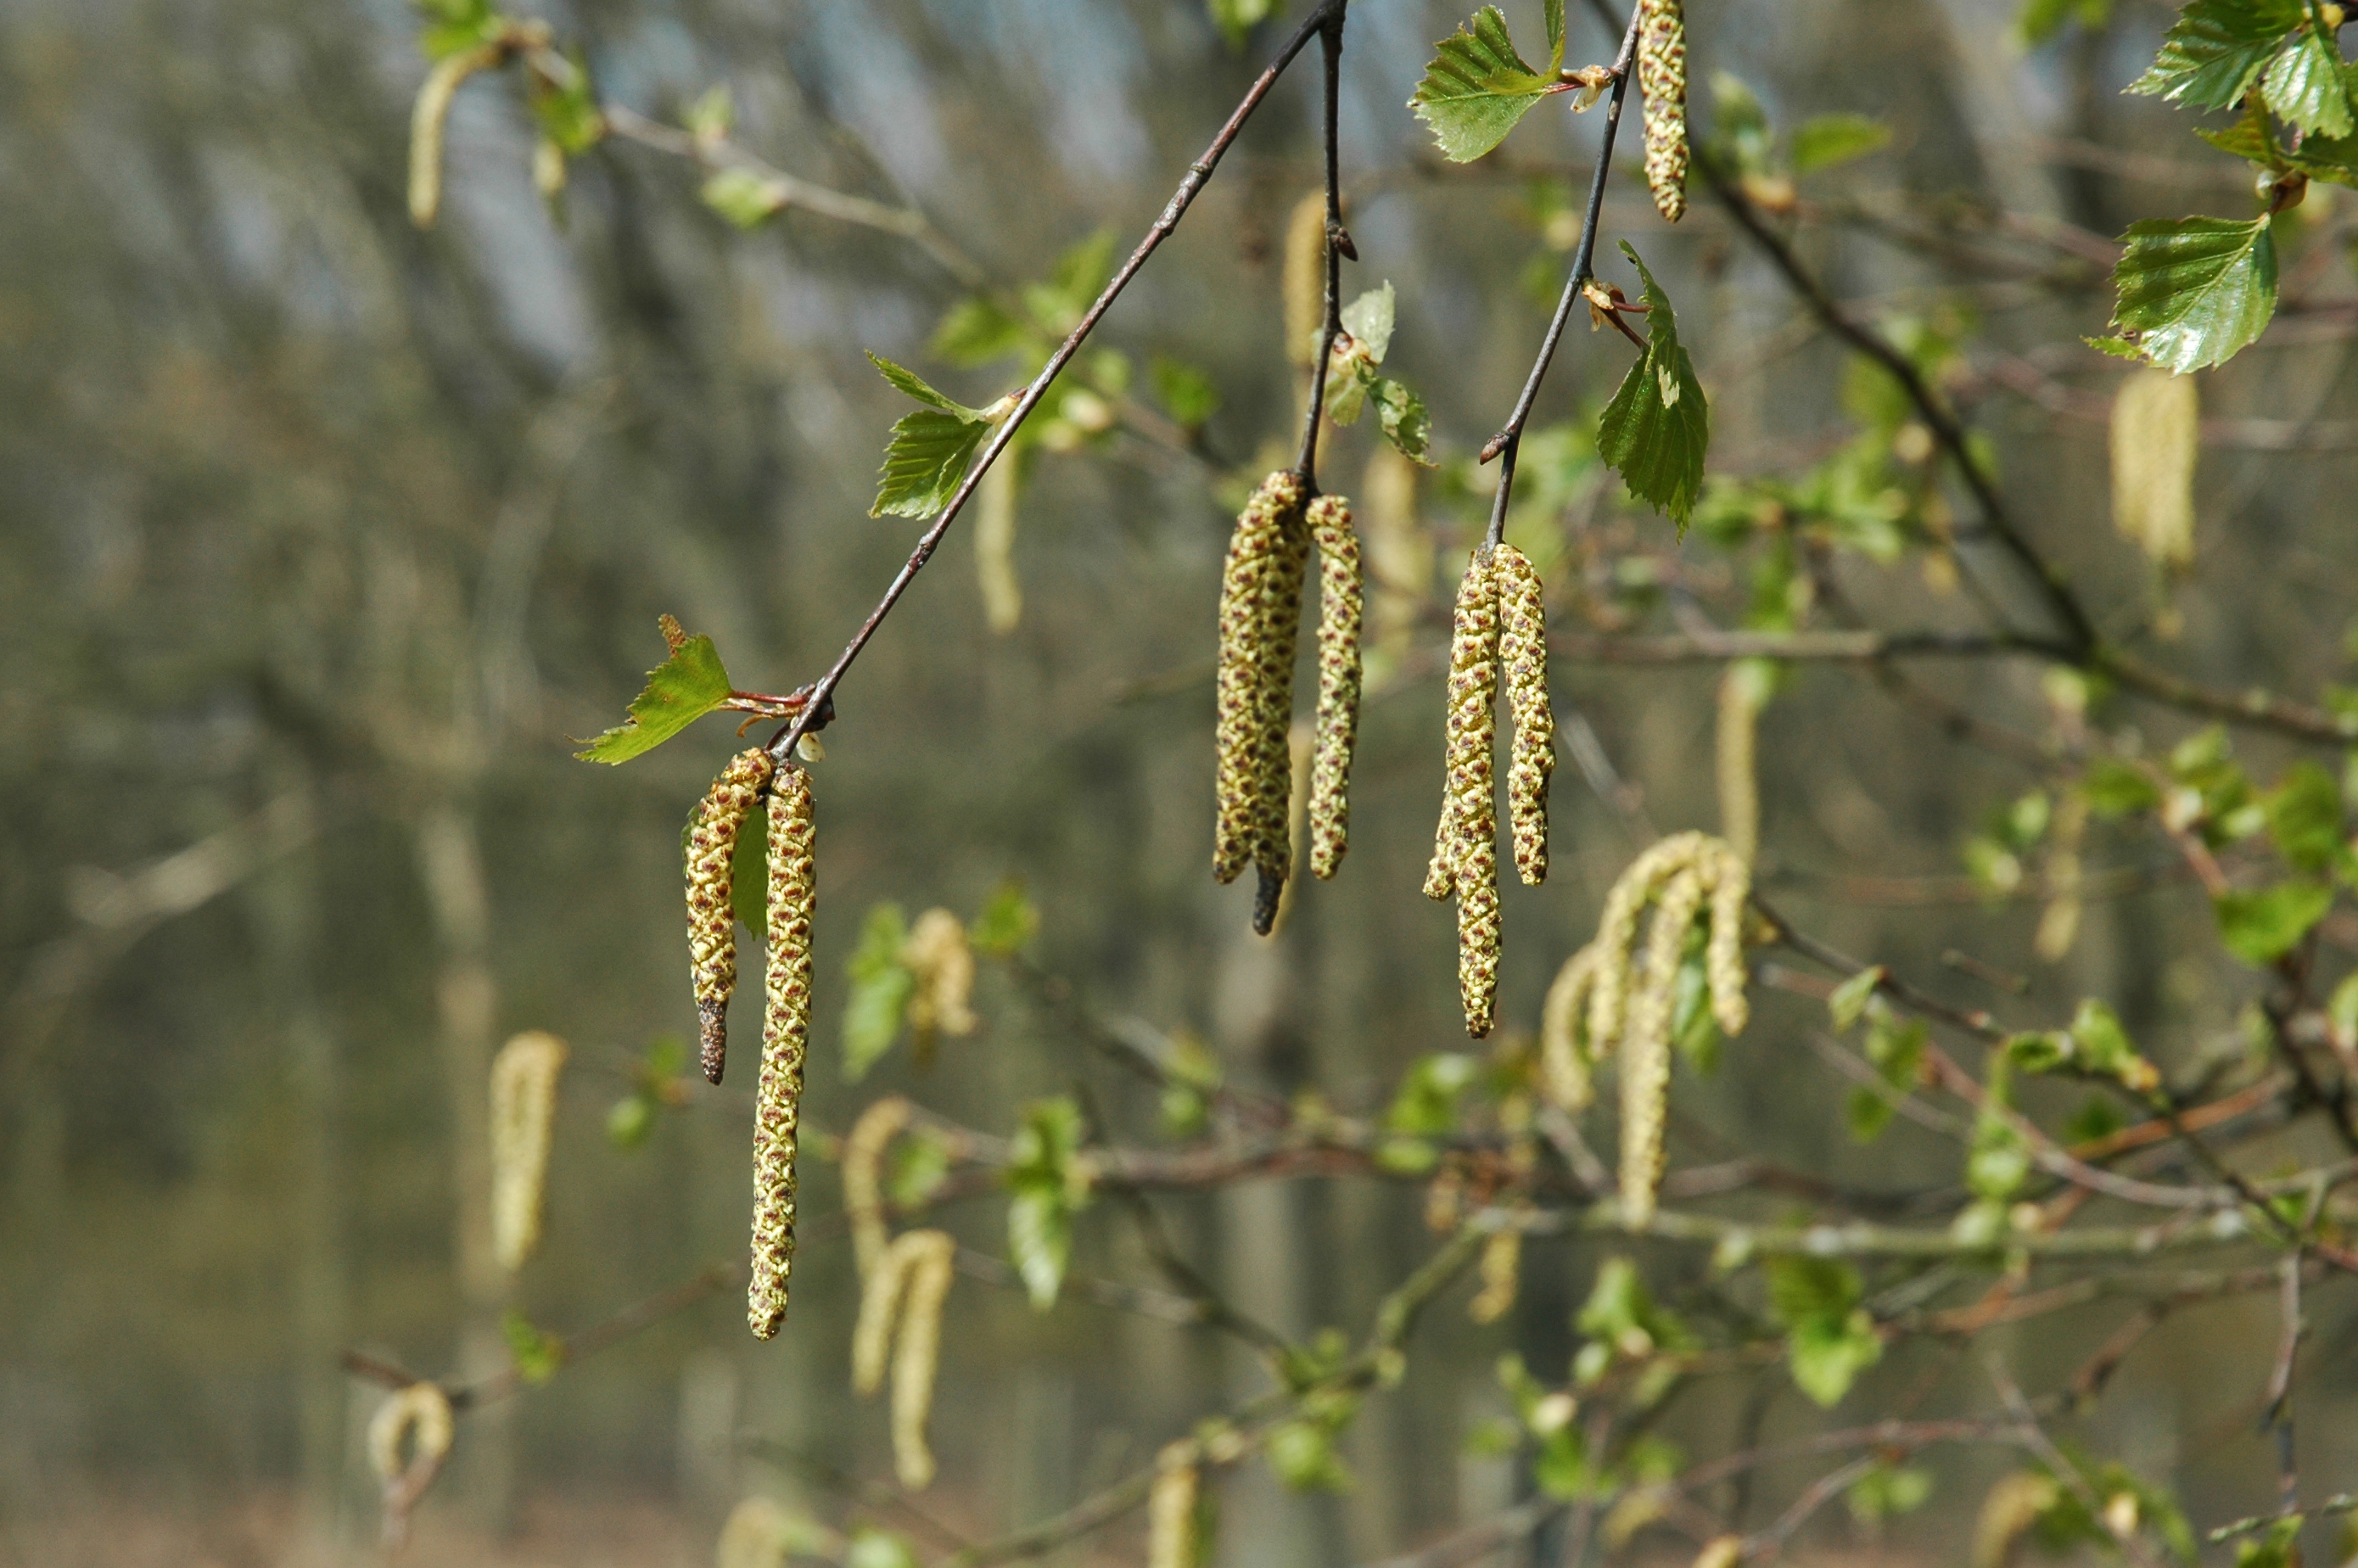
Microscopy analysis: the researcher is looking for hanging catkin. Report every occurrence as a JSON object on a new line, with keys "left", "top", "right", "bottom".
{"left": 1307, "top": 494, "right": 1363, "bottom": 881}
{"left": 409, "top": 42, "right": 505, "bottom": 228}
{"left": 1148, "top": 1445, "right": 1202, "bottom": 1568}
{"left": 748, "top": 764, "right": 815, "bottom": 1341}
{"left": 489, "top": 1031, "right": 567, "bottom": 1272}
{"left": 1214, "top": 472, "right": 1310, "bottom": 925}
{"left": 1703, "top": 849, "right": 1751, "bottom": 1037}
{"left": 1429, "top": 552, "right": 1503, "bottom": 1036}
{"left": 1637, "top": 0, "right": 1689, "bottom": 223}
{"left": 889, "top": 1230, "right": 955, "bottom": 1490}
{"left": 368, "top": 1381, "right": 455, "bottom": 1546}
{"left": 1621, "top": 865, "right": 1703, "bottom": 1229}
{"left": 1492, "top": 544, "right": 1553, "bottom": 886}
{"left": 1468, "top": 1225, "right": 1523, "bottom": 1324}
{"left": 1539, "top": 943, "right": 1606, "bottom": 1112}
{"left": 689, "top": 748, "right": 775, "bottom": 1085}
{"left": 901, "top": 908, "right": 978, "bottom": 1054}
{"left": 843, "top": 1095, "right": 915, "bottom": 1280}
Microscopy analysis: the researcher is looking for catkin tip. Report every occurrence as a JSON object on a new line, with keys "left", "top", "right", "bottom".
{"left": 689, "top": 748, "right": 775, "bottom": 1089}
{"left": 698, "top": 1001, "right": 728, "bottom": 1086}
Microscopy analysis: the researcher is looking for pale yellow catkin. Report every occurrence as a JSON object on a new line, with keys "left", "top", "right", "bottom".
{"left": 975, "top": 454, "right": 1023, "bottom": 634}
{"left": 1637, "top": 0, "right": 1689, "bottom": 223}
{"left": 490, "top": 1031, "right": 568, "bottom": 1273}
{"left": 1147, "top": 1446, "right": 1201, "bottom": 1568}
{"left": 1585, "top": 833, "right": 1701, "bottom": 1050}
{"left": 2109, "top": 367, "right": 2198, "bottom": 570}
{"left": 1284, "top": 191, "right": 1330, "bottom": 372}
{"left": 1492, "top": 544, "right": 1553, "bottom": 887}
{"left": 409, "top": 43, "right": 505, "bottom": 228}
{"left": 843, "top": 1095, "right": 915, "bottom": 1281}
{"left": 1702, "top": 846, "right": 1751, "bottom": 1038}
{"left": 1621, "top": 865, "right": 1704, "bottom": 1229}
{"left": 1715, "top": 664, "right": 1761, "bottom": 868}
{"left": 889, "top": 1229, "right": 955, "bottom": 1490}
{"left": 852, "top": 1227, "right": 917, "bottom": 1396}
{"left": 689, "top": 748, "right": 776, "bottom": 1086}
{"left": 1539, "top": 943, "right": 1606, "bottom": 1112}
{"left": 1213, "top": 472, "right": 1309, "bottom": 902}
{"left": 1431, "top": 552, "right": 1503, "bottom": 1035}
{"left": 716, "top": 1498, "right": 802, "bottom": 1568}
{"left": 2036, "top": 792, "right": 2089, "bottom": 963}
{"left": 1468, "top": 1226, "right": 1522, "bottom": 1324}
{"left": 901, "top": 908, "right": 977, "bottom": 1052}
{"left": 367, "top": 1382, "right": 455, "bottom": 1483}
{"left": 1307, "top": 495, "right": 1363, "bottom": 880}
{"left": 748, "top": 765, "right": 815, "bottom": 1341}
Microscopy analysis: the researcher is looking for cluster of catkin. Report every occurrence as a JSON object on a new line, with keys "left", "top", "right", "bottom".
{"left": 843, "top": 1096, "right": 955, "bottom": 1488}
{"left": 490, "top": 1031, "right": 568, "bottom": 1273}
{"left": 1538, "top": 832, "right": 1749, "bottom": 1229}
{"left": 684, "top": 746, "right": 820, "bottom": 1340}
{"left": 1213, "top": 472, "right": 1364, "bottom": 932}
{"left": 1636, "top": 0, "right": 1689, "bottom": 223}
{"left": 367, "top": 1381, "right": 454, "bottom": 1548}
{"left": 1425, "top": 546, "right": 1553, "bottom": 1037}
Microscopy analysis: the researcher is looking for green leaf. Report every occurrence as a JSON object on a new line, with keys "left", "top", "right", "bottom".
{"left": 1544, "top": 0, "right": 1566, "bottom": 69}
{"left": 1341, "top": 282, "right": 1397, "bottom": 363}
{"left": 1597, "top": 243, "right": 1711, "bottom": 527}
{"left": 1386, "top": 1052, "right": 1479, "bottom": 1136}
{"left": 969, "top": 882, "right": 1039, "bottom": 956}
{"left": 1005, "top": 1096, "right": 1091, "bottom": 1309}
{"left": 575, "top": 619, "right": 734, "bottom": 763}
{"left": 869, "top": 352, "right": 989, "bottom": 420}
{"left": 866, "top": 355, "right": 995, "bottom": 520}
{"left": 682, "top": 84, "right": 734, "bottom": 141}
{"left": 1765, "top": 1256, "right": 1882, "bottom": 1407}
{"left": 1848, "top": 1463, "right": 1934, "bottom": 1523}
{"left": 933, "top": 296, "right": 1035, "bottom": 367}
{"left": 2082, "top": 759, "right": 2162, "bottom": 819}
{"left": 2127, "top": 0, "right": 2305, "bottom": 109}
{"left": 2266, "top": 760, "right": 2345, "bottom": 871}
{"left": 1410, "top": 7, "right": 1559, "bottom": 163}
{"left": 1007, "top": 1186, "right": 1071, "bottom": 1309}
{"left": 1828, "top": 966, "right": 1887, "bottom": 1031}
{"left": 1208, "top": 0, "right": 1277, "bottom": 49}
{"left": 2109, "top": 216, "right": 2278, "bottom": 374}
{"left": 607, "top": 1092, "right": 656, "bottom": 1148}
{"left": 1791, "top": 114, "right": 1892, "bottom": 175}
{"left": 2215, "top": 879, "right": 2333, "bottom": 964}
{"left": 844, "top": 904, "right": 915, "bottom": 1081}
{"left": 529, "top": 60, "right": 604, "bottom": 154}
{"left": 701, "top": 167, "right": 788, "bottom": 229}
{"left": 887, "top": 1129, "right": 952, "bottom": 1210}
{"left": 2006, "top": 1002, "right": 2161, "bottom": 1093}
{"left": 419, "top": 0, "right": 504, "bottom": 60}
{"left": 1370, "top": 376, "right": 1436, "bottom": 465}
{"left": 2016, "top": 0, "right": 2114, "bottom": 45}
{"left": 1267, "top": 1420, "right": 1353, "bottom": 1492}
{"left": 2260, "top": 18, "right": 2355, "bottom": 137}
{"left": 1151, "top": 357, "right": 1221, "bottom": 427}
{"left": 846, "top": 1531, "right": 920, "bottom": 1568}
{"left": 2235, "top": 1516, "right": 2304, "bottom": 1568}
{"left": 1023, "top": 229, "right": 1119, "bottom": 336}
{"left": 501, "top": 1310, "right": 565, "bottom": 1385}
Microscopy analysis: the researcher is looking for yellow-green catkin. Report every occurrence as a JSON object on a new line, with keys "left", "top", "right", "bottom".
{"left": 1493, "top": 544, "right": 1553, "bottom": 887}
{"left": 1213, "top": 472, "right": 1309, "bottom": 925}
{"left": 689, "top": 748, "right": 776, "bottom": 1086}
{"left": 1704, "top": 848, "right": 1751, "bottom": 1038}
{"left": 1468, "top": 1226, "right": 1522, "bottom": 1324}
{"left": 1715, "top": 663, "right": 1763, "bottom": 867}
{"left": 1430, "top": 552, "right": 1503, "bottom": 1035}
{"left": 368, "top": 1380, "right": 455, "bottom": 1544}
{"left": 1621, "top": 865, "right": 1703, "bottom": 1229}
{"left": 1539, "top": 943, "right": 1605, "bottom": 1112}
{"left": 489, "top": 1031, "right": 568, "bottom": 1273}
{"left": 1308, "top": 494, "right": 1364, "bottom": 881}
{"left": 901, "top": 908, "right": 977, "bottom": 1060}
{"left": 1637, "top": 0, "right": 1689, "bottom": 223}
{"left": 409, "top": 43, "right": 504, "bottom": 227}
{"left": 889, "top": 1230, "right": 955, "bottom": 1490}
{"left": 1147, "top": 1446, "right": 1201, "bottom": 1568}
{"left": 843, "top": 1095, "right": 915, "bottom": 1280}
{"left": 749, "top": 765, "right": 815, "bottom": 1341}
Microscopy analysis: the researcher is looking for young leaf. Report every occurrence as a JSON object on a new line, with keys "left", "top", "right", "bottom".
{"left": 702, "top": 167, "right": 788, "bottom": 229}
{"left": 2108, "top": 216, "right": 2277, "bottom": 374}
{"left": 1790, "top": 114, "right": 1892, "bottom": 175}
{"left": 1764, "top": 1256, "right": 1881, "bottom": 1408}
{"left": 575, "top": 619, "right": 733, "bottom": 763}
{"left": 1208, "top": 0, "right": 1277, "bottom": 48}
{"left": 2260, "top": 19, "right": 2355, "bottom": 137}
{"left": 869, "top": 353, "right": 990, "bottom": 421}
{"left": 1370, "top": 377, "right": 1436, "bottom": 465}
{"left": 844, "top": 904, "right": 916, "bottom": 1080}
{"left": 2127, "top": 0, "right": 2305, "bottom": 110}
{"left": 969, "top": 882, "right": 1039, "bottom": 956}
{"left": 1544, "top": 0, "right": 1566, "bottom": 70}
{"left": 2265, "top": 760, "right": 2345, "bottom": 871}
{"left": 419, "top": 0, "right": 504, "bottom": 59}
{"left": 1411, "top": 8, "right": 1559, "bottom": 163}
{"left": 1341, "top": 282, "right": 1398, "bottom": 363}
{"left": 1828, "top": 966, "right": 1887, "bottom": 1031}
{"left": 868, "top": 354, "right": 994, "bottom": 519}
{"left": 2215, "top": 879, "right": 2333, "bottom": 964}
{"left": 933, "top": 297, "right": 1034, "bottom": 368}
{"left": 1597, "top": 244, "right": 1711, "bottom": 526}
{"left": 1005, "top": 1096, "right": 1090, "bottom": 1308}
{"left": 501, "top": 1310, "right": 566, "bottom": 1385}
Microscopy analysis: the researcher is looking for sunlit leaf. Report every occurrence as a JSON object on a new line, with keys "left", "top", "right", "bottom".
{"left": 2265, "top": 760, "right": 2345, "bottom": 871}
{"left": 1597, "top": 243, "right": 1711, "bottom": 526}
{"left": 1341, "top": 282, "right": 1398, "bottom": 362}
{"left": 969, "top": 882, "right": 1039, "bottom": 956}
{"left": 1791, "top": 114, "right": 1891, "bottom": 174}
{"left": 844, "top": 903, "right": 915, "bottom": 1081}
{"left": 1765, "top": 1256, "right": 1881, "bottom": 1407}
{"left": 868, "top": 354, "right": 994, "bottom": 519}
{"left": 1411, "top": 7, "right": 1559, "bottom": 163}
{"left": 2127, "top": 0, "right": 2305, "bottom": 110}
{"left": 575, "top": 618, "right": 733, "bottom": 763}
{"left": 2215, "top": 879, "right": 2333, "bottom": 963}
{"left": 701, "top": 167, "right": 788, "bottom": 229}
{"left": 2260, "top": 20, "right": 2354, "bottom": 137}
{"left": 2108, "top": 216, "right": 2277, "bottom": 374}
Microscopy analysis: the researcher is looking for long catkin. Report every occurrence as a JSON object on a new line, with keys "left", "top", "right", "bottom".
{"left": 1637, "top": 0, "right": 1689, "bottom": 223}
{"left": 1147, "top": 1447, "right": 1201, "bottom": 1568}
{"left": 1213, "top": 472, "right": 1308, "bottom": 901}
{"left": 1307, "top": 494, "right": 1363, "bottom": 881}
{"left": 843, "top": 1095, "right": 914, "bottom": 1281}
{"left": 689, "top": 748, "right": 775, "bottom": 1085}
{"left": 1621, "top": 865, "right": 1704, "bottom": 1229}
{"left": 889, "top": 1230, "right": 955, "bottom": 1490}
{"left": 748, "top": 764, "right": 815, "bottom": 1341}
{"left": 1252, "top": 492, "right": 1313, "bottom": 932}
{"left": 1492, "top": 545, "right": 1553, "bottom": 887}
{"left": 409, "top": 43, "right": 504, "bottom": 228}
{"left": 1437, "top": 552, "right": 1502, "bottom": 1036}
{"left": 489, "top": 1031, "right": 567, "bottom": 1272}
{"left": 1539, "top": 943, "right": 1605, "bottom": 1112}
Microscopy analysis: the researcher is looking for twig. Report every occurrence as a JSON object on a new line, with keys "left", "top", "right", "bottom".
{"left": 1293, "top": 5, "right": 1350, "bottom": 485}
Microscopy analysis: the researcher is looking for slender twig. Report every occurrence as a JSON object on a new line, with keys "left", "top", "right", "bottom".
{"left": 767, "top": 2, "right": 1341, "bottom": 765}
{"left": 1294, "top": 5, "right": 1350, "bottom": 484}
{"left": 1549, "top": 627, "right": 2064, "bottom": 664}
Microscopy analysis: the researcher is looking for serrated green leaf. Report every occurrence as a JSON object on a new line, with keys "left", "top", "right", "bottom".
{"left": 874, "top": 412, "right": 989, "bottom": 518}
{"left": 575, "top": 622, "right": 733, "bottom": 763}
{"left": 702, "top": 167, "right": 787, "bottom": 228}
{"left": 1208, "top": 0, "right": 1276, "bottom": 49}
{"left": 1341, "top": 282, "right": 1397, "bottom": 363}
{"left": 2109, "top": 216, "right": 2277, "bottom": 373}
{"left": 2260, "top": 18, "right": 2354, "bottom": 137}
{"left": 844, "top": 904, "right": 914, "bottom": 1080}
{"left": 1597, "top": 243, "right": 1711, "bottom": 526}
{"left": 2127, "top": 0, "right": 2305, "bottom": 109}
{"left": 1544, "top": 0, "right": 1566, "bottom": 68}
{"left": 1765, "top": 1257, "right": 1881, "bottom": 1407}
{"left": 1410, "top": 7, "right": 1559, "bottom": 163}
{"left": 2215, "top": 879, "right": 2333, "bottom": 963}
{"left": 869, "top": 353, "right": 989, "bottom": 420}
{"left": 933, "top": 296, "right": 1035, "bottom": 367}
{"left": 1370, "top": 376, "right": 1436, "bottom": 465}
{"left": 1791, "top": 114, "right": 1892, "bottom": 175}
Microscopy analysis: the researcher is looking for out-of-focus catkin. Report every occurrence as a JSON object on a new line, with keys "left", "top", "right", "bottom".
{"left": 1284, "top": 192, "right": 1330, "bottom": 372}
{"left": 409, "top": 43, "right": 504, "bottom": 228}
{"left": 1620, "top": 865, "right": 1703, "bottom": 1229}
{"left": 1213, "top": 472, "right": 1309, "bottom": 922}
{"left": 843, "top": 1095, "right": 915, "bottom": 1280}
{"left": 901, "top": 908, "right": 977, "bottom": 1056}
{"left": 1715, "top": 663, "right": 1764, "bottom": 867}
{"left": 689, "top": 748, "right": 776, "bottom": 1086}
{"left": 1148, "top": 1445, "right": 1201, "bottom": 1568}
{"left": 1307, "top": 495, "right": 1363, "bottom": 881}
{"left": 1432, "top": 552, "right": 1503, "bottom": 1035}
{"left": 1704, "top": 851, "right": 1751, "bottom": 1038}
{"left": 851, "top": 1228, "right": 955, "bottom": 1491}
{"left": 1492, "top": 545, "right": 1553, "bottom": 887}
{"left": 1637, "top": 0, "right": 1689, "bottom": 223}
{"left": 748, "top": 765, "right": 815, "bottom": 1341}
{"left": 1540, "top": 944, "right": 1606, "bottom": 1112}
{"left": 1468, "top": 1225, "right": 1522, "bottom": 1324}
{"left": 490, "top": 1031, "right": 567, "bottom": 1272}
{"left": 368, "top": 1381, "right": 455, "bottom": 1545}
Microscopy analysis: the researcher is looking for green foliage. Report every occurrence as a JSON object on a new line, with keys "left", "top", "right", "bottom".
{"left": 2264, "top": 760, "right": 2346, "bottom": 872}
{"left": 1410, "top": 7, "right": 1561, "bottom": 164}
{"left": 1847, "top": 1463, "right": 1934, "bottom": 1523}
{"left": 1597, "top": 245, "right": 1710, "bottom": 526}
{"left": 1151, "top": 356, "right": 1221, "bottom": 428}
{"left": 1966, "top": 1056, "right": 2031, "bottom": 1207}
{"left": 575, "top": 619, "right": 733, "bottom": 763}
{"left": 2103, "top": 216, "right": 2277, "bottom": 374}
{"left": 969, "top": 882, "right": 1039, "bottom": 956}
{"left": 1790, "top": 115, "right": 1893, "bottom": 175}
{"left": 2128, "top": 0, "right": 2307, "bottom": 110}
{"left": 2260, "top": 16, "right": 2355, "bottom": 136}
{"left": 1266, "top": 1414, "right": 1355, "bottom": 1492}
{"left": 2235, "top": 1515, "right": 2305, "bottom": 1568}
{"left": 846, "top": 1531, "right": 919, "bottom": 1568}
{"left": 608, "top": 1037, "right": 688, "bottom": 1149}
{"left": 2002, "top": 1000, "right": 2161, "bottom": 1095}
{"left": 2016, "top": 0, "right": 2113, "bottom": 46}
{"left": 1572, "top": 1258, "right": 1693, "bottom": 1396}
{"left": 844, "top": 904, "right": 916, "bottom": 1080}
{"left": 868, "top": 354, "right": 997, "bottom": 519}
{"left": 682, "top": 84, "right": 733, "bottom": 141}
{"left": 1005, "top": 1096, "right": 1091, "bottom": 1308}
{"left": 529, "top": 58, "right": 603, "bottom": 154}
{"left": 1325, "top": 283, "right": 1435, "bottom": 465}
{"left": 701, "top": 167, "right": 789, "bottom": 229}
{"left": 1848, "top": 1011, "right": 1928, "bottom": 1142}
{"left": 417, "top": 0, "right": 506, "bottom": 59}
{"left": 1207, "top": 0, "right": 1276, "bottom": 49}
{"left": 1381, "top": 1052, "right": 1478, "bottom": 1171}
{"left": 1828, "top": 966, "right": 1887, "bottom": 1031}
{"left": 2082, "top": 758, "right": 2163, "bottom": 819}
{"left": 886, "top": 1128, "right": 953, "bottom": 1211}
{"left": 1025, "top": 229, "right": 1119, "bottom": 338}
{"left": 2215, "top": 878, "right": 2333, "bottom": 964}
{"left": 501, "top": 1310, "right": 565, "bottom": 1385}
{"left": 932, "top": 297, "right": 1033, "bottom": 368}
{"left": 1764, "top": 1255, "right": 1882, "bottom": 1407}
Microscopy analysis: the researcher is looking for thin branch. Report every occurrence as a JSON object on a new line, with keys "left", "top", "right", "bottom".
{"left": 1293, "top": 6, "right": 1350, "bottom": 484}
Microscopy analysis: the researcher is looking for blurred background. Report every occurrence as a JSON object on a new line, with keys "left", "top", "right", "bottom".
{"left": 5, "top": 0, "right": 2357, "bottom": 1563}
